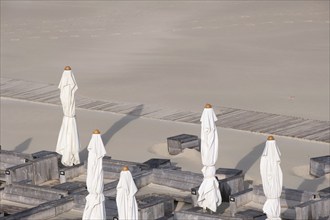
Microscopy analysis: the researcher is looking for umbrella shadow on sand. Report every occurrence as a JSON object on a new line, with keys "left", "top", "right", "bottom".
{"left": 297, "top": 176, "right": 326, "bottom": 192}
{"left": 79, "top": 105, "right": 144, "bottom": 161}
{"left": 234, "top": 141, "right": 265, "bottom": 188}
{"left": 14, "top": 138, "right": 32, "bottom": 153}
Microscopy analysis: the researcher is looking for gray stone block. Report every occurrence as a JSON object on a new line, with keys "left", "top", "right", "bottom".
{"left": 1, "top": 196, "right": 74, "bottom": 220}
{"left": 4, "top": 183, "right": 67, "bottom": 203}
{"left": 32, "top": 154, "right": 59, "bottom": 185}
{"left": 310, "top": 155, "right": 330, "bottom": 177}
{"left": 219, "top": 173, "right": 245, "bottom": 202}
{"left": 5, "top": 162, "right": 34, "bottom": 184}
{"left": 229, "top": 188, "right": 253, "bottom": 216}
{"left": 0, "top": 150, "right": 33, "bottom": 170}
{"left": 59, "top": 163, "right": 85, "bottom": 183}
{"left": 138, "top": 195, "right": 174, "bottom": 220}
{"left": 174, "top": 207, "right": 242, "bottom": 220}
{"left": 152, "top": 169, "right": 203, "bottom": 191}
{"left": 167, "top": 134, "right": 199, "bottom": 155}
{"left": 295, "top": 196, "right": 330, "bottom": 220}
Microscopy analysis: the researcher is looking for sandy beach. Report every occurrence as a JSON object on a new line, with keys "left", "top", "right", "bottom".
{"left": 1, "top": 0, "right": 329, "bottom": 194}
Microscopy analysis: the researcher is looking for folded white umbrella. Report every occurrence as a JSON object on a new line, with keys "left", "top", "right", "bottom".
{"left": 116, "top": 166, "right": 138, "bottom": 220}
{"left": 83, "top": 129, "right": 106, "bottom": 220}
{"left": 260, "top": 136, "right": 283, "bottom": 220}
{"left": 56, "top": 66, "right": 80, "bottom": 166}
{"left": 197, "top": 104, "right": 222, "bottom": 212}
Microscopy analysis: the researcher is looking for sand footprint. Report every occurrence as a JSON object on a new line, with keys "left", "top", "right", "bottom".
{"left": 69, "top": 35, "right": 80, "bottom": 38}
{"left": 304, "top": 20, "right": 313, "bottom": 23}
{"left": 49, "top": 36, "right": 59, "bottom": 40}
{"left": 10, "top": 38, "right": 20, "bottom": 41}
{"left": 284, "top": 21, "right": 294, "bottom": 24}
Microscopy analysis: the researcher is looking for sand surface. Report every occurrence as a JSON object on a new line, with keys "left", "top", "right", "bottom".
{"left": 1, "top": 1, "right": 329, "bottom": 192}
{"left": 1, "top": 1, "right": 329, "bottom": 120}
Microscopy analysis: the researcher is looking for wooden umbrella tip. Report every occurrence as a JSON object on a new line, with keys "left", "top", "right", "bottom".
{"left": 267, "top": 135, "right": 275, "bottom": 140}
{"left": 204, "top": 103, "right": 212, "bottom": 108}
{"left": 64, "top": 66, "right": 71, "bottom": 70}
{"left": 93, "top": 129, "right": 101, "bottom": 134}
{"left": 122, "top": 166, "right": 129, "bottom": 171}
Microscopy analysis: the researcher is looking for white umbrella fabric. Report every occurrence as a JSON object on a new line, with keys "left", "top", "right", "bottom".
{"left": 260, "top": 136, "right": 283, "bottom": 220}
{"left": 56, "top": 66, "right": 80, "bottom": 166}
{"left": 116, "top": 166, "right": 138, "bottom": 220}
{"left": 83, "top": 129, "right": 106, "bottom": 220}
{"left": 197, "top": 104, "right": 222, "bottom": 212}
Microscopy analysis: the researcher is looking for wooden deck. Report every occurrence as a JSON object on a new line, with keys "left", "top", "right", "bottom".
{"left": 1, "top": 77, "right": 329, "bottom": 143}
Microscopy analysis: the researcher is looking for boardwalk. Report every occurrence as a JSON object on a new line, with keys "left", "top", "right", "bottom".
{"left": 1, "top": 77, "right": 329, "bottom": 143}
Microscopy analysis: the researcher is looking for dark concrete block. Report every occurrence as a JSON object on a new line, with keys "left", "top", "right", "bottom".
{"left": 52, "top": 181, "right": 86, "bottom": 194}
{"left": 31, "top": 150, "right": 60, "bottom": 159}
{"left": 318, "top": 187, "right": 330, "bottom": 198}
{"left": 310, "top": 155, "right": 330, "bottom": 177}
{"left": 138, "top": 195, "right": 174, "bottom": 220}
{"left": 143, "top": 158, "right": 172, "bottom": 169}
{"left": 236, "top": 209, "right": 266, "bottom": 220}
{"left": 167, "top": 134, "right": 199, "bottom": 155}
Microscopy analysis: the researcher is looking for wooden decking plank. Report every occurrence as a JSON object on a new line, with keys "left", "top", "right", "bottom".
{"left": 0, "top": 79, "right": 23, "bottom": 90}
{"left": 30, "top": 90, "right": 59, "bottom": 102}
{"left": 11, "top": 85, "right": 51, "bottom": 98}
{"left": 217, "top": 109, "right": 248, "bottom": 121}
{"left": 215, "top": 107, "right": 238, "bottom": 115}
{"left": 231, "top": 113, "right": 273, "bottom": 130}
{"left": 77, "top": 100, "right": 108, "bottom": 109}
{"left": 315, "top": 133, "right": 330, "bottom": 142}
{"left": 1, "top": 82, "right": 40, "bottom": 96}
{"left": 229, "top": 115, "right": 283, "bottom": 131}
{"left": 103, "top": 103, "right": 138, "bottom": 113}
{"left": 86, "top": 101, "right": 113, "bottom": 110}
{"left": 274, "top": 120, "right": 319, "bottom": 136}
{"left": 145, "top": 109, "right": 182, "bottom": 119}
{"left": 161, "top": 111, "right": 196, "bottom": 121}
{"left": 75, "top": 98, "right": 95, "bottom": 107}
{"left": 291, "top": 122, "right": 329, "bottom": 138}
{"left": 260, "top": 118, "right": 307, "bottom": 134}
{"left": 220, "top": 111, "right": 265, "bottom": 127}
{"left": 94, "top": 102, "right": 119, "bottom": 111}
{"left": 118, "top": 105, "right": 161, "bottom": 116}
{"left": 301, "top": 127, "right": 330, "bottom": 139}
{"left": 252, "top": 116, "right": 301, "bottom": 133}
{"left": 1, "top": 77, "right": 329, "bottom": 143}
{"left": 175, "top": 113, "right": 202, "bottom": 123}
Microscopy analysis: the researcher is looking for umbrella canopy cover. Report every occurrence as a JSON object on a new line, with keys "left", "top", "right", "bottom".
{"left": 56, "top": 70, "right": 80, "bottom": 166}
{"left": 116, "top": 170, "right": 138, "bottom": 220}
{"left": 197, "top": 107, "right": 221, "bottom": 212}
{"left": 260, "top": 139, "right": 283, "bottom": 220}
{"left": 83, "top": 133, "right": 107, "bottom": 220}
{"left": 198, "top": 166, "right": 222, "bottom": 212}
